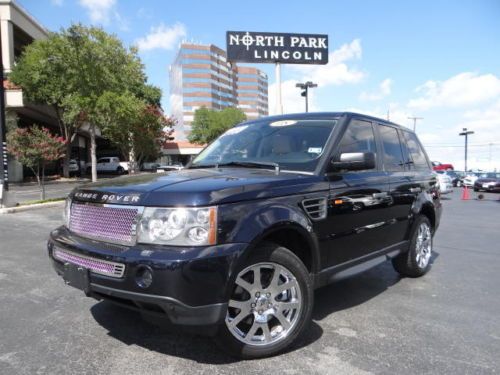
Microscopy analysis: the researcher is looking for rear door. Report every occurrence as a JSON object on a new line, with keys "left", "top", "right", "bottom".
{"left": 320, "top": 118, "right": 393, "bottom": 268}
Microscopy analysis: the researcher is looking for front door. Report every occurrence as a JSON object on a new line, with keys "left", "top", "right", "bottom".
{"left": 317, "top": 118, "right": 393, "bottom": 268}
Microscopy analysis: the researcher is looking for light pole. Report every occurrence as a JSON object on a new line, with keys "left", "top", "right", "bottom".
{"left": 296, "top": 81, "right": 317, "bottom": 112}
{"left": 0, "top": 25, "right": 9, "bottom": 207}
{"left": 459, "top": 128, "right": 474, "bottom": 172}
{"left": 407, "top": 116, "right": 423, "bottom": 132}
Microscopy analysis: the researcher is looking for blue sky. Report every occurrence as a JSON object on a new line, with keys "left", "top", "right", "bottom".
{"left": 20, "top": 0, "right": 500, "bottom": 170}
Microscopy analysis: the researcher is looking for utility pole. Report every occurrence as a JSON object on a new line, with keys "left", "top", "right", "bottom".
{"left": 459, "top": 128, "right": 474, "bottom": 172}
{"left": 296, "top": 81, "right": 318, "bottom": 112}
{"left": 407, "top": 116, "right": 423, "bottom": 132}
{"left": 0, "top": 24, "right": 9, "bottom": 208}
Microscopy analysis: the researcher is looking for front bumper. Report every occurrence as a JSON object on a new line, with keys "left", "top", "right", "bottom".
{"left": 48, "top": 226, "right": 248, "bottom": 327}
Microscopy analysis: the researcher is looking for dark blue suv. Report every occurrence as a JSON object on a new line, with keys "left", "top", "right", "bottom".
{"left": 48, "top": 112, "right": 441, "bottom": 358}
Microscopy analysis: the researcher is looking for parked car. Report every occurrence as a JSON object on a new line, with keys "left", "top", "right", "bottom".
{"left": 141, "top": 162, "right": 161, "bottom": 171}
{"left": 473, "top": 172, "right": 500, "bottom": 192}
{"left": 68, "top": 159, "right": 80, "bottom": 176}
{"left": 436, "top": 170, "right": 463, "bottom": 187}
{"left": 48, "top": 112, "right": 441, "bottom": 358}
{"left": 463, "top": 173, "right": 480, "bottom": 187}
{"left": 85, "top": 157, "right": 129, "bottom": 174}
{"left": 156, "top": 164, "right": 184, "bottom": 172}
{"left": 432, "top": 161, "right": 454, "bottom": 171}
{"left": 435, "top": 172, "right": 453, "bottom": 195}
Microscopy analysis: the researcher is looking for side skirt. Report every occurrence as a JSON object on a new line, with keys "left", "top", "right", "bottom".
{"left": 313, "top": 240, "right": 409, "bottom": 289}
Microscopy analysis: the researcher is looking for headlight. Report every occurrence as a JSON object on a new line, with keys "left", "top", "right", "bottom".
{"left": 63, "top": 198, "right": 71, "bottom": 228}
{"left": 137, "top": 206, "right": 217, "bottom": 246}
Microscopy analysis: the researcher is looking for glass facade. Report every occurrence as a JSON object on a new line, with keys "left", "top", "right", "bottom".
{"left": 170, "top": 43, "right": 268, "bottom": 141}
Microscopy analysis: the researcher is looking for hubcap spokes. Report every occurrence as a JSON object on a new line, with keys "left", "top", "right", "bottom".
{"left": 226, "top": 262, "right": 302, "bottom": 346}
{"left": 415, "top": 223, "right": 432, "bottom": 268}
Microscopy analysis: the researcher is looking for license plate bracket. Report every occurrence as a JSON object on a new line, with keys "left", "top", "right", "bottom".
{"left": 63, "top": 263, "right": 90, "bottom": 293}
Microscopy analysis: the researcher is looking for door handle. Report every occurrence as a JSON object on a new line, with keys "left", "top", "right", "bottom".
{"left": 409, "top": 187, "right": 421, "bottom": 193}
{"left": 372, "top": 192, "right": 388, "bottom": 199}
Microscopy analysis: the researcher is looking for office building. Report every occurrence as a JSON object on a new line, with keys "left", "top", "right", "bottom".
{"left": 169, "top": 43, "right": 268, "bottom": 141}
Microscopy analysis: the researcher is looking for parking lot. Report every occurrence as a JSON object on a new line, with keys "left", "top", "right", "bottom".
{"left": 0, "top": 189, "right": 499, "bottom": 375}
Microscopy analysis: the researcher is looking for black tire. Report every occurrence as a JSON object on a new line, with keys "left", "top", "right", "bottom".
{"left": 117, "top": 166, "right": 124, "bottom": 174}
{"left": 392, "top": 215, "right": 433, "bottom": 277}
{"left": 215, "top": 243, "right": 313, "bottom": 359}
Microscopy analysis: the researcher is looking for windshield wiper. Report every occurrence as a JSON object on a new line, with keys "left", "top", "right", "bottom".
{"left": 215, "top": 161, "right": 280, "bottom": 174}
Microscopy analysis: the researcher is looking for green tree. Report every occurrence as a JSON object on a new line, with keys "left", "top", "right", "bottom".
{"left": 10, "top": 23, "right": 157, "bottom": 182}
{"left": 7, "top": 126, "right": 66, "bottom": 200}
{"left": 188, "top": 107, "right": 246, "bottom": 144}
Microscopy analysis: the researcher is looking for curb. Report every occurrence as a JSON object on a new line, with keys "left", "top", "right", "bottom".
{"left": 0, "top": 200, "right": 65, "bottom": 214}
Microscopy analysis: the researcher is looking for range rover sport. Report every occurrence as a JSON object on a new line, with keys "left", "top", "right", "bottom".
{"left": 48, "top": 112, "right": 441, "bottom": 358}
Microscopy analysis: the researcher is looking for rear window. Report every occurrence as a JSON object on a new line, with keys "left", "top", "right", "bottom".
{"left": 402, "top": 131, "right": 429, "bottom": 170}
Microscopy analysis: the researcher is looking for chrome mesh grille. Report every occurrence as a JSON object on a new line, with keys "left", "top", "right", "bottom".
{"left": 69, "top": 203, "right": 139, "bottom": 245}
{"left": 53, "top": 248, "right": 125, "bottom": 278}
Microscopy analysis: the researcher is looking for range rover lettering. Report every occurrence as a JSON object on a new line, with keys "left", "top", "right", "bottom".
{"left": 48, "top": 112, "right": 441, "bottom": 358}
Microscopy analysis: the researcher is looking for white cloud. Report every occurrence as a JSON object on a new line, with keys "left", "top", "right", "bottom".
{"left": 359, "top": 78, "right": 393, "bottom": 101}
{"left": 291, "top": 39, "right": 365, "bottom": 86}
{"left": 78, "top": 0, "right": 116, "bottom": 24}
{"left": 408, "top": 72, "right": 500, "bottom": 110}
{"left": 136, "top": 23, "right": 186, "bottom": 51}
{"left": 269, "top": 39, "right": 365, "bottom": 115}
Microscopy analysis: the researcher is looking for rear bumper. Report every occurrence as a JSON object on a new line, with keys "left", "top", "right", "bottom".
{"left": 48, "top": 226, "right": 248, "bottom": 327}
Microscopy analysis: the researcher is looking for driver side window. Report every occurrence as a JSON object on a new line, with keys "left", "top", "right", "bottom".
{"left": 336, "top": 119, "right": 377, "bottom": 163}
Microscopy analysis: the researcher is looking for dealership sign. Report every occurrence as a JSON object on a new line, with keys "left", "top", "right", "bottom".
{"left": 226, "top": 31, "right": 328, "bottom": 65}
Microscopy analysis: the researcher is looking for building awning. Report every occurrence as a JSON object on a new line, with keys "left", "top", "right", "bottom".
{"left": 162, "top": 141, "right": 205, "bottom": 155}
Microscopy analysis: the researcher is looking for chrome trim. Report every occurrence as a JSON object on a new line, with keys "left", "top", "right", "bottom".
{"left": 53, "top": 247, "right": 125, "bottom": 278}
{"left": 69, "top": 201, "right": 144, "bottom": 246}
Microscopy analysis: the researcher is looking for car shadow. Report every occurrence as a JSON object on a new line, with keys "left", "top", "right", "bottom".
{"left": 90, "top": 253, "right": 439, "bottom": 362}
{"left": 90, "top": 301, "right": 323, "bottom": 363}
{"left": 312, "top": 253, "right": 440, "bottom": 320}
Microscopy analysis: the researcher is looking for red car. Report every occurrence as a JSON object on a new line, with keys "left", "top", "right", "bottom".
{"left": 432, "top": 161, "right": 454, "bottom": 171}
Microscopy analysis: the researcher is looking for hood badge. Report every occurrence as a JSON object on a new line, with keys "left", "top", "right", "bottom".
{"left": 73, "top": 190, "right": 141, "bottom": 204}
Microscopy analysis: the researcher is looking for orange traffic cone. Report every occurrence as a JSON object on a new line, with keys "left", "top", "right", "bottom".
{"left": 461, "top": 185, "right": 470, "bottom": 200}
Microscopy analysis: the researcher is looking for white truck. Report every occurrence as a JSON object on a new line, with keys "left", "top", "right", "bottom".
{"left": 86, "top": 157, "right": 129, "bottom": 174}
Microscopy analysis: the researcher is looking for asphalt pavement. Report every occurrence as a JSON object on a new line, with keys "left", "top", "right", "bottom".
{"left": 0, "top": 190, "right": 499, "bottom": 374}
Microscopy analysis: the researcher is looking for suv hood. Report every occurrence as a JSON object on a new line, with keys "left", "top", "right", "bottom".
{"left": 70, "top": 168, "right": 328, "bottom": 206}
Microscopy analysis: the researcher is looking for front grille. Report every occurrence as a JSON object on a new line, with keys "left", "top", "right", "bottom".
{"left": 69, "top": 203, "right": 140, "bottom": 245}
{"left": 53, "top": 248, "right": 125, "bottom": 278}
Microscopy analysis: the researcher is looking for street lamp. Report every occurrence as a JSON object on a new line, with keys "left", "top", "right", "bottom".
{"left": 296, "top": 81, "right": 317, "bottom": 112}
{"left": 459, "top": 128, "right": 474, "bottom": 172}
{"left": 0, "top": 24, "right": 8, "bottom": 207}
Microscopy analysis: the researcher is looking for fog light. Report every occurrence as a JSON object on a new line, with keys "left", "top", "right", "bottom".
{"left": 135, "top": 266, "right": 153, "bottom": 289}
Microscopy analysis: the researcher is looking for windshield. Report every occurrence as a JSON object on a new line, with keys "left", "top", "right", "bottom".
{"left": 191, "top": 118, "right": 338, "bottom": 172}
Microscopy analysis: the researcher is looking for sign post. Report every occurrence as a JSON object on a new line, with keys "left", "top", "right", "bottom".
{"left": 226, "top": 31, "right": 328, "bottom": 114}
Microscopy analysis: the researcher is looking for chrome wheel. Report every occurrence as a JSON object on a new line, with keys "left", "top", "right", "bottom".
{"left": 225, "top": 262, "right": 302, "bottom": 346}
{"left": 415, "top": 222, "right": 432, "bottom": 268}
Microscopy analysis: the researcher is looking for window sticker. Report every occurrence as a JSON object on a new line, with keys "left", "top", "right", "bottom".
{"left": 270, "top": 120, "right": 298, "bottom": 127}
{"left": 308, "top": 147, "right": 322, "bottom": 154}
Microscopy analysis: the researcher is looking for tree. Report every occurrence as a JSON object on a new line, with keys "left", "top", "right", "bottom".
{"left": 10, "top": 24, "right": 155, "bottom": 182}
{"left": 7, "top": 126, "right": 66, "bottom": 200}
{"left": 188, "top": 107, "right": 246, "bottom": 144}
{"left": 93, "top": 92, "right": 175, "bottom": 173}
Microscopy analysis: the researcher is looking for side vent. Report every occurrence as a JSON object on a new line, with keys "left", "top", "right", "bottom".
{"left": 302, "top": 197, "right": 327, "bottom": 221}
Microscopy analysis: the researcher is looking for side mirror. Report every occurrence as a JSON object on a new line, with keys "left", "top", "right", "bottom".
{"left": 331, "top": 152, "right": 376, "bottom": 171}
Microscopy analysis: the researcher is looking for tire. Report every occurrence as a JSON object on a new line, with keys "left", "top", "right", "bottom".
{"left": 392, "top": 215, "right": 433, "bottom": 277}
{"left": 117, "top": 166, "right": 124, "bottom": 174}
{"left": 216, "top": 243, "right": 313, "bottom": 359}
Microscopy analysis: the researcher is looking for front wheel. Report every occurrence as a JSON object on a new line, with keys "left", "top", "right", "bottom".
{"left": 392, "top": 216, "right": 433, "bottom": 277}
{"left": 116, "top": 166, "right": 124, "bottom": 174}
{"left": 216, "top": 243, "right": 313, "bottom": 359}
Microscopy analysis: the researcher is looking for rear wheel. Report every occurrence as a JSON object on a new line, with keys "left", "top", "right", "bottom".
{"left": 392, "top": 216, "right": 433, "bottom": 277}
{"left": 216, "top": 243, "right": 313, "bottom": 359}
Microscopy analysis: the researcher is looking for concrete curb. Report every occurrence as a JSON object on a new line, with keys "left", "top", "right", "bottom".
{"left": 0, "top": 200, "right": 65, "bottom": 214}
